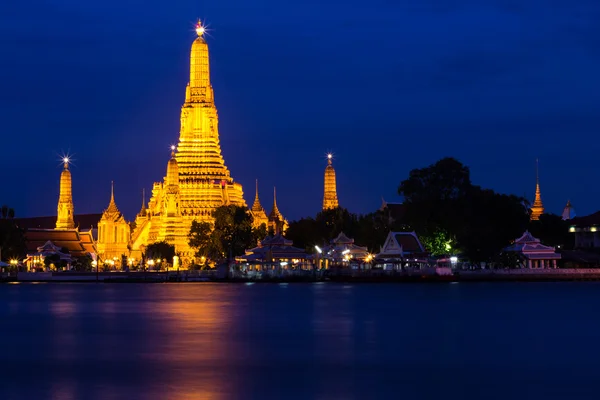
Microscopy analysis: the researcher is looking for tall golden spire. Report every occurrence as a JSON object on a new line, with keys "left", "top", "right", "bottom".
{"left": 175, "top": 18, "right": 245, "bottom": 204}
{"left": 252, "top": 179, "right": 265, "bottom": 213}
{"left": 530, "top": 158, "right": 544, "bottom": 221}
{"left": 129, "top": 20, "right": 246, "bottom": 261}
{"left": 322, "top": 153, "right": 339, "bottom": 210}
{"left": 251, "top": 179, "right": 268, "bottom": 229}
{"left": 56, "top": 157, "right": 75, "bottom": 230}
{"left": 269, "top": 187, "right": 282, "bottom": 219}
{"left": 104, "top": 181, "right": 120, "bottom": 217}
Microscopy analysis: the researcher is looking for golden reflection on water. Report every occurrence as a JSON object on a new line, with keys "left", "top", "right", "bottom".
{"left": 140, "top": 285, "right": 237, "bottom": 400}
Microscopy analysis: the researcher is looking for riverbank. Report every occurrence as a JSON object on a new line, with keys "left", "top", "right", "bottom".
{"left": 4, "top": 269, "right": 600, "bottom": 283}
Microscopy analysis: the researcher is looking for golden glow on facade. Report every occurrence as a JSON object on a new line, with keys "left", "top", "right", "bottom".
{"left": 322, "top": 154, "right": 339, "bottom": 210}
{"left": 96, "top": 182, "right": 130, "bottom": 262}
{"left": 251, "top": 179, "right": 269, "bottom": 228}
{"left": 56, "top": 158, "right": 75, "bottom": 230}
{"left": 130, "top": 25, "right": 246, "bottom": 260}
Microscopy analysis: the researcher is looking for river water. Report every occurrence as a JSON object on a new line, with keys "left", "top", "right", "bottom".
{"left": 0, "top": 282, "right": 599, "bottom": 399}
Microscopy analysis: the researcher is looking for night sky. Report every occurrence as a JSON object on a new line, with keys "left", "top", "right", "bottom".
{"left": 2, "top": 1, "right": 600, "bottom": 221}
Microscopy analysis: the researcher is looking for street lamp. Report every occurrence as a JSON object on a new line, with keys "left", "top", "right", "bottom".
{"left": 9, "top": 259, "right": 18, "bottom": 274}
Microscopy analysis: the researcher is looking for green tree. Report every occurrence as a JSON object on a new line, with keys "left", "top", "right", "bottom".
{"left": 0, "top": 205, "right": 26, "bottom": 262}
{"left": 253, "top": 223, "right": 268, "bottom": 245}
{"left": 398, "top": 158, "right": 529, "bottom": 263}
{"left": 188, "top": 206, "right": 259, "bottom": 263}
{"left": 145, "top": 241, "right": 176, "bottom": 263}
{"left": 286, "top": 217, "right": 319, "bottom": 252}
{"left": 456, "top": 187, "right": 529, "bottom": 262}
{"left": 44, "top": 254, "right": 67, "bottom": 271}
{"left": 188, "top": 220, "right": 222, "bottom": 260}
{"left": 355, "top": 209, "right": 411, "bottom": 253}
{"left": 73, "top": 254, "right": 93, "bottom": 271}
{"left": 213, "top": 205, "right": 255, "bottom": 261}
{"left": 315, "top": 207, "right": 359, "bottom": 243}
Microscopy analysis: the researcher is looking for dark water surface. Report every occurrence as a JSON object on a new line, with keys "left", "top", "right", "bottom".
{"left": 1, "top": 282, "right": 600, "bottom": 399}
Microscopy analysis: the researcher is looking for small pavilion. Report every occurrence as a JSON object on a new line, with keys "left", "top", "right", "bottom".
{"left": 503, "top": 230, "right": 561, "bottom": 269}
{"left": 374, "top": 231, "right": 429, "bottom": 270}
{"left": 322, "top": 232, "right": 369, "bottom": 266}
{"left": 24, "top": 240, "right": 72, "bottom": 270}
{"left": 237, "top": 234, "right": 310, "bottom": 271}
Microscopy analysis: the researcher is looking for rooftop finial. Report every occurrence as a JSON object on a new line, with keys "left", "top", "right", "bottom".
{"left": 195, "top": 20, "right": 205, "bottom": 37}
{"left": 63, "top": 156, "right": 70, "bottom": 169}
{"left": 110, "top": 181, "right": 115, "bottom": 203}
{"left": 327, "top": 153, "right": 333, "bottom": 165}
{"left": 170, "top": 145, "right": 176, "bottom": 157}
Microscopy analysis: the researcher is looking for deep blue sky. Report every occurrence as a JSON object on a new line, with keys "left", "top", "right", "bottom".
{"left": 2, "top": 0, "right": 600, "bottom": 221}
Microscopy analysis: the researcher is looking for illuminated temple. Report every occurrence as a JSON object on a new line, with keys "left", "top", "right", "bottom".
{"left": 530, "top": 160, "right": 545, "bottom": 221}
{"left": 323, "top": 154, "right": 339, "bottom": 210}
{"left": 129, "top": 21, "right": 246, "bottom": 259}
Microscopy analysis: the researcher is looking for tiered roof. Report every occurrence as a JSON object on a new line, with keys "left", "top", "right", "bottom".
{"left": 239, "top": 234, "right": 307, "bottom": 262}
{"left": 376, "top": 231, "right": 427, "bottom": 260}
{"left": 101, "top": 182, "right": 126, "bottom": 223}
{"left": 24, "top": 229, "right": 96, "bottom": 257}
{"left": 504, "top": 230, "right": 560, "bottom": 260}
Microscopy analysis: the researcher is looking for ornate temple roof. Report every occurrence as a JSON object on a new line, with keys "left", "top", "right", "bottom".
{"left": 331, "top": 231, "right": 354, "bottom": 245}
{"left": 376, "top": 231, "right": 427, "bottom": 259}
{"left": 515, "top": 230, "right": 541, "bottom": 244}
{"left": 269, "top": 187, "right": 284, "bottom": 221}
{"left": 101, "top": 182, "right": 126, "bottom": 223}
{"left": 251, "top": 179, "right": 267, "bottom": 217}
{"left": 504, "top": 230, "right": 560, "bottom": 259}
{"left": 241, "top": 234, "right": 308, "bottom": 261}
{"left": 24, "top": 229, "right": 96, "bottom": 257}
{"left": 260, "top": 234, "right": 293, "bottom": 247}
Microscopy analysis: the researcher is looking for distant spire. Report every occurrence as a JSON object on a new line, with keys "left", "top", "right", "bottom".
{"left": 56, "top": 157, "right": 75, "bottom": 230}
{"left": 323, "top": 153, "right": 339, "bottom": 210}
{"left": 270, "top": 186, "right": 282, "bottom": 218}
{"left": 104, "top": 181, "right": 120, "bottom": 216}
{"left": 251, "top": 179, "right": 265, "bottom": 213}
{"left": 562, "top": 199, "right": 575, "bottom": 220}
{"left": 530, "top": 158, "right": 544, "bottom": 221}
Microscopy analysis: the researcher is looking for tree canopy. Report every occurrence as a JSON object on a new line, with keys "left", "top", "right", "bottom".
{"left": 398, "top": 158, "right": 529, "bottom": 261}
{"left": 0, "top": 205, "right": 26, "bottom": 261}
{"left": 145, "top": 241, "right": 176, "bottom": 262}
{"left": 188, "top": 205, "right": 267, "bottom": 262}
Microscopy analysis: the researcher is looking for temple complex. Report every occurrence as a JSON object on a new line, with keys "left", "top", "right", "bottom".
{"left": 130, "top": 21, "right": 246, "bottom": 260}
{"left": 21, "top": 160, "right": 98, "bottom": 269}
{"left": 530, "top": 160, "right": 544, "bottom": 221}
{"left": 96, "top": 182, "right": 130, "bottom": 262}
{"left": 56, "top": 157, "right": 75, "bottom": 230}
{"left": 322, "top": 154, "right": 339, "bottom": 210}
